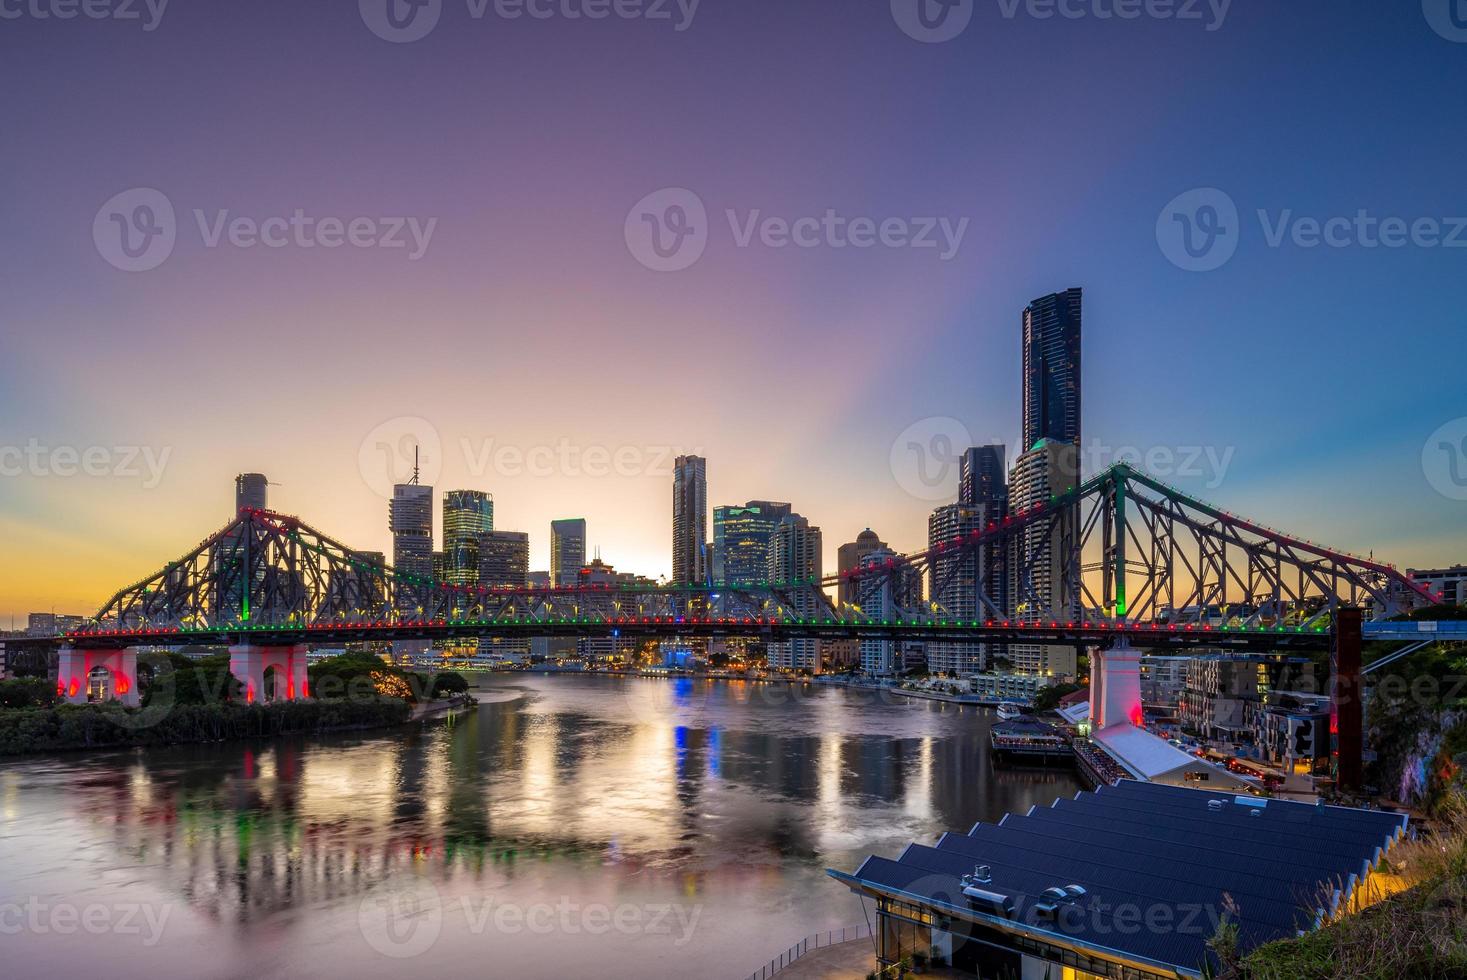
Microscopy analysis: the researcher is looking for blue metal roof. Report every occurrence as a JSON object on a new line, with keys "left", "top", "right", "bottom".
{"left": 830, "top": 781, "right": 1407, "bottom": 977}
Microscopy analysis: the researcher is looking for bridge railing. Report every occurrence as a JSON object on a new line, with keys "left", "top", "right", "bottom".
{"left": 741, "top": 924, "right": 872, "bottom": 980}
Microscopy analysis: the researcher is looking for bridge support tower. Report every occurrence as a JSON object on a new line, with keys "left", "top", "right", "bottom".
{"left": 229, "top": 644, "right": 309, "bottom": 703}
{"left": 1090, "top": 639, "right": 1143, "bottom": 730}
{"left": 56, "top": 645, "right": 139, "bottom": 706}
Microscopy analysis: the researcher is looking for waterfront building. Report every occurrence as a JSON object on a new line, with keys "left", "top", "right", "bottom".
{"left": 766, "top": 513, "right": 822, "bottom": 672}
{"left": 576, "top": 557, "right": 637, "bottom": 663}
{"left": 1139, "top": 654, "right": 1191, "bottom": 713}
{"left": 926, "top": 503, "right": 986, "bottom": 675}
{"left": 966, "top": 672, "right": 1055, "bottom": 704}
{"left": 1021, "top": 287, "right": 1082, "bottom": 451}
{"left": 831, "top": 529, "right": 887, "bottom": 669}
{"left": 1178, "top": 654, "right": 1317, "bottom": 745}
{"left": 234, "top": 472, "right": 268, "bottom": 512}
{"left": 1006, "top": 438, "right": 1079, "bottom": 677}
{"left": 672, "top": 455, "right": 708, "bottom": 585}
{"left": 550, "top": 518, "right": 587, "bottom": 587}
{"left": 712, "top": 500, "right": 792, "bottom": 585}
{"left": 479, "top": 530, "right": 531, "bottom": 663}
{"left": 856, "top": 545, "right": 923, "bottom": 677}
{"left": 830, "top": 781, "right": 1407, "bottom": 979}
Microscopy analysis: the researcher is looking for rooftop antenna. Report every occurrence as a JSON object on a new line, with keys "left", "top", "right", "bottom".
{"left": 410, "top": 446, "right": 421, "bottom": 486}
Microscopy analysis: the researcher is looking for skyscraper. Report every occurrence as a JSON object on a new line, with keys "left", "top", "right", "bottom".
{"left": 234, "top": 473, "right": 268, "bottom": 513}
{"left": 1007, "top": 438, "right": 1080, "bottom": 676}
{"left": 926, "top": 502, "right": 986, "bottom": 675}
{"left": 442, "top": 490, "right": 494, "bottom": 586}
{"left": 478, "top": 530, "right": 529, "bottom": 588}
{"left": 550, "top": 518, "right": 587, "bottom": 587}
{"left": 1022, "top": 288, "right": 1082, "bottom": 453}
{"left": 959, "top": 446, "right": 1006, "bottom": 510}
{"left": 766, "top": 513, "right": 822, "bottom": 673}
{"left": 672, "top": 455, "right": 708, "bottom": 585}
{"left": 712, "top": 501, "right": 791, "bottom": 585}
{"left": 389, "top": 483, "right": 433, "bottom": 613}
{"left": 837, "top": 528, "right": 887, "bottom": 606}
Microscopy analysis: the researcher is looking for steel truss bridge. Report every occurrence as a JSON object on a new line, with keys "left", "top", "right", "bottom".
{"left": 25, "top": 464, "right": 1436, "bottom": 655}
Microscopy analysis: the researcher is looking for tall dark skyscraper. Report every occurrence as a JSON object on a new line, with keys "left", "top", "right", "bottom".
{"left": 712, "top": 500, "right": 792, "bottom": 585}
{"left": 442, "top": 490, "right": 494, "bottom": 586}
{"left": 1022, "top": 288, "right": 1082, "bottom": 452}
{"left": 958, "top": 446, "right": 1006, "bottom": 509}
{"left": 672, "top": 455, "right": 708, "bottom": 585}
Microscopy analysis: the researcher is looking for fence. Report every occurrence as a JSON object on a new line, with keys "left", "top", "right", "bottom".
{"left": 742, "top": 924, "right": 873, "bottom": 980}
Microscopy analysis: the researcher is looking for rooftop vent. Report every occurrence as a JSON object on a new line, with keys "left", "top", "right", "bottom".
{"left": 1208, "top": 799, "right": 1226, "bottom": 812}
{"left": 972, "top": 865, "right": 992, "bottom": 884}
{"left": 961, "top": 885, "right": 1015, "bottom": 919}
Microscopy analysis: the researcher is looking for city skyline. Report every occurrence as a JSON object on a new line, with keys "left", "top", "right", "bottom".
{"left": 4, "top": 3, "right": 1467, "bottom": 624}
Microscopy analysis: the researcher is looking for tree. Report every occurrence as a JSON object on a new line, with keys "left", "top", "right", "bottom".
{"left": 1033, "top": 682, "right": 1083, "bottom": 712}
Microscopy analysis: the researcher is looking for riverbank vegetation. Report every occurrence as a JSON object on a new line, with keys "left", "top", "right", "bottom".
{"left": 0, "top": 650, "right": 469, "bottom": 755}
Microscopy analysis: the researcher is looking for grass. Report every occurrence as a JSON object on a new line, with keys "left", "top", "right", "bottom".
{"left": 1241, "top": 811, "right": 1467, "bottom": 979}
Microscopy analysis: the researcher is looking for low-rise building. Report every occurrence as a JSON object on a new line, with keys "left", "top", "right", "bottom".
{"left": 967, "top": 672, "right": 1055, "bottom": 704}
{"left": 1408, "top": 564, "right": 1467, "bottom": 606}
{"left": 1248, "top": 690, "right": 1331, "bottom": 775}
{"left": 1178, "top": 654, "right": 1316, "bottom": 744}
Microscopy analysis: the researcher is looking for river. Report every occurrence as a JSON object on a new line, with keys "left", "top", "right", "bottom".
{"left": 0, "top": 675, "right": 1081, "bottom": 979}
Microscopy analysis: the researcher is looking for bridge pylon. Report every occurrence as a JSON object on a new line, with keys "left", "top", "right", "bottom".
{"left": 56, "top": 645, "right": 139, "bottom": 707}
{"left": 229, "top": 643, "right": 309, "bottom": 703}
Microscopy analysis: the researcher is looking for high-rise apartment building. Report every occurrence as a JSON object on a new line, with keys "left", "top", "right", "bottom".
{"left": 766, "top": 513, "right": 822, "bottom": 672}
{"left": 958, "top": 446, "right": 1006, "bottom": 510}
{"left": 550, "top": 518, "right": 587, "bottom": 587}
{"left": 442, "top": 490, "right": 494, "bottom": 586}
{"left": 1021, "top": 288, "right": 1082, "bottom": 453}
{"left": 857, "top": 546, "right": 923, "bottom": 677}
{"left": 235, "top": 472, "right": 268, "bottom": 513}
{"left": 926, "top": 503, "right": 986, "bottom": 675}
{"left": 1007, "top": 438, "right": 1080, "bottom": 676}
{"left": 672, "top": 455, "right": 708, "bottom": 585}
{"left": 712, "top": 501, "right": 792, "bottom": 585}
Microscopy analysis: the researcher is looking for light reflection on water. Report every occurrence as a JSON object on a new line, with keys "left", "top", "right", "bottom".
{"left": 0, "top": 675, "right": 1081, "bottom": 979}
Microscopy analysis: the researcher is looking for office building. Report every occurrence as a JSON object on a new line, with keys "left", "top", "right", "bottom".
{"left": 958, "top": 445, "right": 1006, "bottom": 510}
{"left": 1021, "top": 287, "right": 1082, "bottom": 451}
{"left": 712, "top": 500, "right": 792, "bottom": 585}
{"left": 672, "top": 455, "right": 708, "bottom": 584}
{"left": 389, "top": 483, "right": 433, "bottom": 613}
{"left": 235, "top": 472, "right": 268, "bottom": 512}
{"left": 1006, "top": 438, "right": 1079, "bottom": 676}
{"left": 479, "top": 530, "right": 529, "bottom": 588}
{"left": 442, "top": 490, "right": 493, "bottom": 586}
{"left": 550, "top": 518, "right": 587, "bottom": 587}
{"left": 766, "top": 513, "right": 822, "bottom": 672}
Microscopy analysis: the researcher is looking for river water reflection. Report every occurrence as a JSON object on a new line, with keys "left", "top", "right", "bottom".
{"left": 0, "top": 675, "right": 1081, "bottom": 979}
